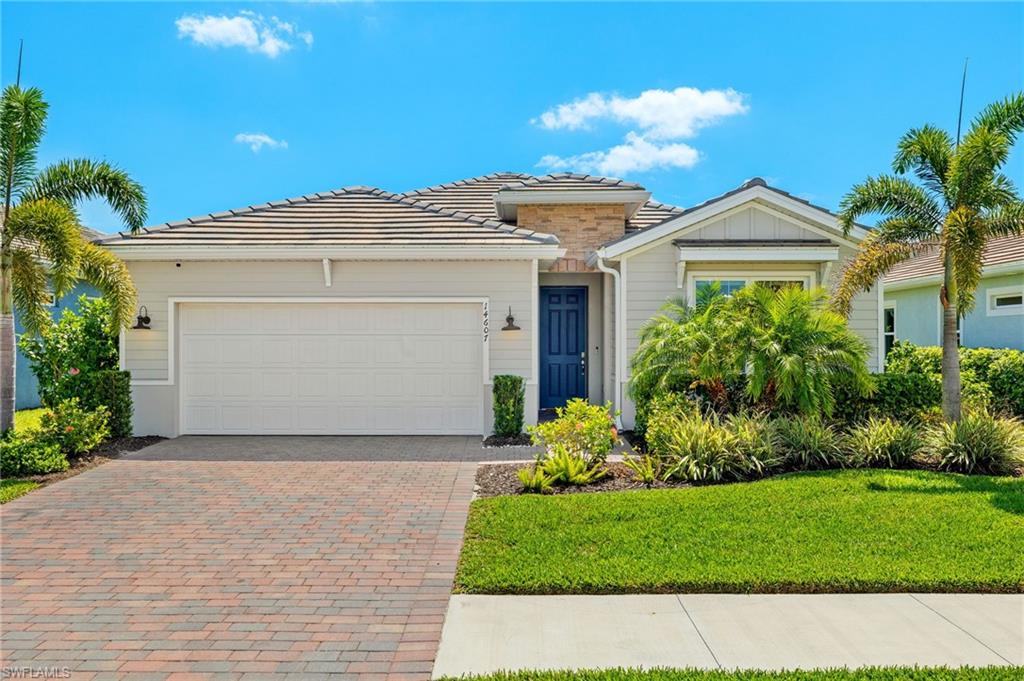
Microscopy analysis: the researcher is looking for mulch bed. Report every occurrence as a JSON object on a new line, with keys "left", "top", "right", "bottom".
{"left": 482, "top": 434, "right": 534, "bottom": 448}
{"left": 475, "top": 461, "right": 692, "bottom": 498}
{"left": 24, "top": 436, "right": 165, "bottom": 487}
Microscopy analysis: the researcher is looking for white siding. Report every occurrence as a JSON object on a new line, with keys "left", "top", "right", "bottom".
{"left": 124, "top": 259, "right": 536, "bottom": 436}
{"left": 618, "top": 207, "right": 881, "bottom": 428}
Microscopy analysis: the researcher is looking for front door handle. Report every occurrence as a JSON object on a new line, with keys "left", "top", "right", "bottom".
{"left": 580, "top": 351, "right": 586, "bottom": 374}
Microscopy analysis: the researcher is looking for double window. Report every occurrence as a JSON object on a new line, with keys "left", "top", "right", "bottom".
{"left": 690, "top": 273, "right": 812, "bottom": 303}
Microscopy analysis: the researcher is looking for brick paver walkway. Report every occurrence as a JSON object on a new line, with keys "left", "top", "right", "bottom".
{"left": 1, "top": 444, "right": 477, "bottom": 680}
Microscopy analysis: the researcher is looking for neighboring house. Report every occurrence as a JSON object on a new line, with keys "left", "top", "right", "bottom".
{"left": 98, "top": 174, "right": 881, "bottom": 436}
{"left": 883, "top": 235, "right": 1024, "bottom": 353}
{"left": 14, "top": 227, "right": 104, "bottom": 410}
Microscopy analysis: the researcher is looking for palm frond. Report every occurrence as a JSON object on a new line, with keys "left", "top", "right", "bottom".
{"left": 943, "top": 207, "right": 986, "bottom": 315}
{"left": 970, "top": 91, "right": 1024, "bottom": 145}
{"left": 831, "top": 235, "right": 917, "bottom": 316}
{"left": 871, "top": 215, "right": 940, "bottom": 244}
{"left": 3, "top": 198, "right": 82, "bottom": 296}
{"left": 76, "top": 241, "right": 137, "bottom": 330}
{"left": 837, "top": 175, "right": 942, "bottom": 236}
{"left": 982, "top": 201, "right": 1024, "bottom": 238}
{"left": 8, "top": 248, "right": 51, "bottom": 335}
{"left": 23, "top": 158, "right": 147, "bottom": 232}
{"left": 948, "top": 126, "right": 1013, "bottom": 208}
{"left": 893, "top": 124, "right": 953, "bottom": 199}
{"left": 0, "top": 85, "right": 47, "bottom": 210}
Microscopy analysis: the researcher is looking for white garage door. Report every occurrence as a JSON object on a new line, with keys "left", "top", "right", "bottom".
{"left": 179, "top": 302, "right": 484, "bottom": 435}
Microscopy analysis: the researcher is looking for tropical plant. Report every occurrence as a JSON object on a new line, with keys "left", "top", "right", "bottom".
{"left": 832, "top": 92, "right": 1024, "bottom": 421}
{"left": 528, "top": 399, "right": 618, "bottom": 466}
{"left": 540, "top": 444, "right": 608, "bottom": 485}
{"left": 772, "top": 415, "right": 850, "bottom": 470}
{"left": 631, "top": 284, "right": 873, "bottom": 420}
{"left": 1, "top": 85, "right": 145, "bottom": 432}
{"left": 517, "top": 460, "right": 553, "bottom": 493}
{"left": 621, "top": 450, "right": 661, "bottom": 485}
{"left": 924, "top": 410, "right": 1024, "bottom": 474}
{"left": 846, "top": 416, "right": 923, "bottom": 468}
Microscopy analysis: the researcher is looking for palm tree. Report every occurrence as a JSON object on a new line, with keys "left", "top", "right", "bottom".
{"left": 832, "top": 92, "right": 1024, "bottom": 421}
{"left": 1, "top": 85, "right": 146, "bottom": 432}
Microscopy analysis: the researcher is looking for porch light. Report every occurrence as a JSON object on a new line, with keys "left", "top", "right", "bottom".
{"left": 132, "top": 306, "right": 151, "bottom": 330}
{"left": 502, "top": 306, "right": 520, "bottom": 331}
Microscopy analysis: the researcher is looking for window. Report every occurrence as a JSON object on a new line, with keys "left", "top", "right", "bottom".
{"left": 987, "top": 286, "right": 1024, "bottom": 317}
{"left": 690, "top": 273, "right": 811, "bottom": 304}
{"left": 883, "top": 306, "right": 896, "bottom": 357}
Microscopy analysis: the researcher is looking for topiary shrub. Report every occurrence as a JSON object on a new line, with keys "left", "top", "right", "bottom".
{"left": 846, "top": 416, "right": 923, "bottom": 468}
{"left": 0, "top": 435, "right": 68, "bottom": 477}
{"left": 772, "top": 415, "right": 850, "bottom": 470}
{"left": 492, "top": 375, "right": 525, "bottom": 437}
{"left": 925, "top": 411, "right": 1024, "bottom": 475}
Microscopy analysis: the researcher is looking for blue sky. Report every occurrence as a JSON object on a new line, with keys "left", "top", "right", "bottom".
{"left": 3, "top": 2, "right": 1022, "bottom": 232}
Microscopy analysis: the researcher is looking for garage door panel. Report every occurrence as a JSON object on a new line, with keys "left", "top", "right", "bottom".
{"left": 179, "top": 302, "right": 484, "bottom": 435}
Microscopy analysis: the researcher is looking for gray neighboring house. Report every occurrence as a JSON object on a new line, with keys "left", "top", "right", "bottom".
{"left": 883, "top": 235, "right": 1024, "bottom": 354}
{"left": 98, "top": 174, "right": 882, "bottom": 437}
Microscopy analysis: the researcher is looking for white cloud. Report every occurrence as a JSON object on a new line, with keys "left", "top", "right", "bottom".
{"left": 234, "top": 132, "right": 288, "bottom": 153}
{"left": 176, "top": 12, "right": 313, "bottom": 58}
{"left": 538, "top": 133, "right": 699, "bottom": 176}
{"left": 534, "top": 86, "right": 747, "bottom": 175}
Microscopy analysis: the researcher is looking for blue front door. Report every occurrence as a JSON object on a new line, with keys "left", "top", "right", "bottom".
{"left": 539, "top": 286, "right": 587, "bottom": 409}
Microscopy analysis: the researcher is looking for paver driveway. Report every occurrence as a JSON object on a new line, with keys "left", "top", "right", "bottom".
{"left": 1, "top": 437, "right": 483, "bottom": 680}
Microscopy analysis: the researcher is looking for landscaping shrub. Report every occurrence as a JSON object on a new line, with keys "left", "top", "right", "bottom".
{"left": 772, "top": 415, "right": 850, "bottom": 470}
{"left": 924, "top": 411, "right": 1024, "bottom": 475}
{"left": 726, "top": 412, "right": 780, "bottom": 475}
{"left": 846, "top": 417, "right": 923, "bottom": 468}
{"left": 871, "top": 373, "right": 942, "bottom": 421}
{"left": 0, "top": 436, "right": 68, "bottom": 477}
{"left": 987, "top": 351, "right": 1024, "bottom": 415}
{"left": 38, "top": 399, "right": 110, "bottom": 456}
{"left": 528, "top": 399, "right": 617, "bottom": 466}
{"left": 621, "top": 450, "right": 661, "bottom": 484}
{"left": 19, "top": 296, "right": 119, "bottom": 407}
{"left": 540, "top": 444, "right": 607, "bottom": 485}
{"left": 517, "top": 463, "right": 553, "bottom": 494}
{"left": 492, "top": 375, "right": 526, "bottom": 437}
{"left": 654, "top": 410, "right": 748, "bottom": 483}
{"left": 73, "top": 370, "right": 133, "bottom": 438}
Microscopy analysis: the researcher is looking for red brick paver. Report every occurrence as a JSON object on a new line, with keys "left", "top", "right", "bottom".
{"left": 1, "top": 453, "right": 477, "bottom": 680}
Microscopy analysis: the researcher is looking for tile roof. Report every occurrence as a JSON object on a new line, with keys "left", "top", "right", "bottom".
{"left": 885, "top": 234, "right": 1024, "bottom": 284}
{"left": 99, "top": 186, "right": 558, "bottom": 247}
{"left": 404, "top": 172, "right": 683, "bottom": 232}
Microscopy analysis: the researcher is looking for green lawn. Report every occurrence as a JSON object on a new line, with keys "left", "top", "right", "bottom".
{"left": 14, "top": 407, "right": 46, "bottom": 433}
{"left": 0, "top": 478, "right": 40, "bottom": 504}
{"left": 456, "top": 469, "right": 1024, "bottom": 594}
{"left": 440, "top": 669, "right": 1021, "bottom": 681}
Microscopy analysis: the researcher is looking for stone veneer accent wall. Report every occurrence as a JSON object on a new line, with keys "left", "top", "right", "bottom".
{"left": 517, "top": 204, "right": 626, "bottom": 272}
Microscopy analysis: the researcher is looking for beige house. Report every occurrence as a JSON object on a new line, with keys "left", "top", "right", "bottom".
{"left": 100, "top": 173, "right": 881, "bottom": 437}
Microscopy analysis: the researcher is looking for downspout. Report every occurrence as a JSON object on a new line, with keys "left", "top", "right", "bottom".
{"left": 595, "top": 253, "right": 623, "bottom": 429}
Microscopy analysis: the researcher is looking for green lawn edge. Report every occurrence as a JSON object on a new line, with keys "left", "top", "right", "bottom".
{"left": 456, "top": 469, "right": 1024, "bottom": 595}
{"left": 437, "top": 668, "right": 1022, "bottom": 681}
{"left": 0, "top": 478, "right": 40, "bottom": 504}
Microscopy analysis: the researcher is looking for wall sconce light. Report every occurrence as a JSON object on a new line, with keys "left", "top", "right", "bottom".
{"left": 132, "top": 306, "right": 151, "bottom": 330}
{"left": 502, "top": 306, "right": 520, "bottom": 331}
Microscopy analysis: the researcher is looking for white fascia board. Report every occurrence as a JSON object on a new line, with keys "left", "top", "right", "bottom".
{"left": 103, "top": 244, "right": 566, "bottom": 262}
{"left": 495, "top": 190, "right": 651, "bottom": 221}
{"left": 884, "top": 261, "right": 1024, "bottom": 292}
{"left": 676, "top": 246, "right": 839, "bottom": 262}
{"left": 597, "top": 186, "right": 863, "bottom": 260}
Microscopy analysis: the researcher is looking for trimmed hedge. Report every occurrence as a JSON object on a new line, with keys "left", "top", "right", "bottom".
{"left": 492, "top": 375, "right": 525, "bottom": 437}
{"left": 0, "top": 436, "right": 68, "bottom": 477}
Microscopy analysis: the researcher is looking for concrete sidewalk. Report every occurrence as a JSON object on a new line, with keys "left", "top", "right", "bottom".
{"left": 433, "top": 594, "right": 1023, "bottom": 677}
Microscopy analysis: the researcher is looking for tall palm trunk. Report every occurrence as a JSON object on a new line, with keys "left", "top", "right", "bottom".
{"left": 940, "top": 252, "right": 962, "bottom": 421}
{"left": 1, "top": 252, "right": 14, "bottom": 433}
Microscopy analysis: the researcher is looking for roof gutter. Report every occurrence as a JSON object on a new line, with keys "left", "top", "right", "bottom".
{"left": 594, "top": 252, "right": 623, "bottom": 429}
{"left": 100, "top": 244, "right": 567, "bottom": 262}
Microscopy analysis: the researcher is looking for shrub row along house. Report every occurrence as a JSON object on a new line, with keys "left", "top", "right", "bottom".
{"left": 98, "top": 173, "right": 884, "bottom": 437}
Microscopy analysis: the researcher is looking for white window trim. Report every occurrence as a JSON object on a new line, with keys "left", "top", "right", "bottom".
{"left": 685, "top": 271, "right": 816, "bottom": 306}
{"left": 883, "top": 302, "right": 897, "bottom": 357}
{"left": 986, "top": 285, "right": 1024, "bottom": 317}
